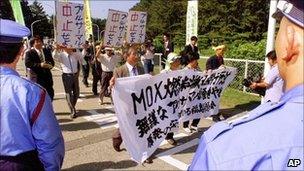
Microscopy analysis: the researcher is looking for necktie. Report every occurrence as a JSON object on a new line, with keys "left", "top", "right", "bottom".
{"left": 39, "top": 50, "right": 45, "bottom": 62}
{"left": 132, "top": 67, "right": 137, "bottom": 76}
{"left": 68, "top": 55, "right": 74, "bottom": 73}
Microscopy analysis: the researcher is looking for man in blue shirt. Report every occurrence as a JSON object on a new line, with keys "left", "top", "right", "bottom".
{"left": 189, "top": 0, "right": 303, "bottom": 170}
{"left": 0, "top": 19, "right": 65, "bottom": 171}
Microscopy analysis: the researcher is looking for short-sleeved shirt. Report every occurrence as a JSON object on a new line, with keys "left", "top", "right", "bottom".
{"left": 98, "top": 54, "right": 121, "bottom": 72}
{"left": 189, "top": 84, "right": 303, "bottom": 170}
{"left": 0, "top": 66, "right": 65, "bottom": 171}
{"left": 264, "top": 64, "right": 284, "bottom": 102}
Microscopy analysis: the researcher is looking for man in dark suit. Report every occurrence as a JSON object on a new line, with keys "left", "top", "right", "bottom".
{"left": 206, "top": 45, "right": 226, "bottom": 122}
{"left": 25, "top": 36, "right": 55, "bottom": 100}
{"left": 206, "top": 45, "right": 225, "bottom": 70}
{"left": 109, "top": 46, "right": 153, "bottom": 163}
{"left": 161, "top": 33, "right": 174, "bottom": 69}
{"left": 181, "top": 36, "right": 199, "bottom": 66}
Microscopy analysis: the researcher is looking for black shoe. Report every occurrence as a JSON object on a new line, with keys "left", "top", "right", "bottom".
{"left": 144, "top": 158, "right": 153, "bottom": 164}
{"left": 212, "top": 115, "right": 221, "bottom": 122}
{"left": 70, "top": 113, "right": 77, "bottom": 119}
{"left": 167, "top": 139, "right": 177, "bottom": 146}
{"left": 70, "top": 110, "right": 77, "bottom": 119}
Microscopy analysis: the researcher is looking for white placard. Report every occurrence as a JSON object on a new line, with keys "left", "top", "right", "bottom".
{"left": 126, "top": 11, "right": 147, "bottom": 44}
{"left": 103, "top": 9, "right": 128, "bottom": 47}
{"left": 112, "top": 67, "right": 237, "bottom": 163}
{"left": 56, "top": 2, "right": 85, "bottom": 48}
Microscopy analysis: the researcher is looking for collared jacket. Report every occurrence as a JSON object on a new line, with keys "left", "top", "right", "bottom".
{"left": 189, "top": 84, "right": 303, "bottom": 170}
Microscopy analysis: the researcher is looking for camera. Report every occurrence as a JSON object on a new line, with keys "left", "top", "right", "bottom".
{"left": 242, "top": 77, "right": 266, "bottom": 96}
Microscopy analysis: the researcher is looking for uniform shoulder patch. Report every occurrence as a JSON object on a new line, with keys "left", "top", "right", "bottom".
{"left": 204, "top": 101, "right": 286, "bottom": 143}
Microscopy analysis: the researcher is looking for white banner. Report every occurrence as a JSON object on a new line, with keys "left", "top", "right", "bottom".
{"left": 126, "top": 11, "right": 147, "bottom": 44}
{"left": 56, "top": 2, "right": 85, "bottom": 48}
{"left": 104, "top": 9, "right": 128, "bottom": 47}
{"left": 186, "top": 0, "right": 198, "bottom": 45}
{"left": 112, "top": 67, "right": 237, "bottom": 163}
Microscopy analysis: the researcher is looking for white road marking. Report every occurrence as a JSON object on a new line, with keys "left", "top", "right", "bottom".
{"left": 156, "top": 138, "right": 199, "bottom": 157}
{"left": 79, "top": 94, "right": 85, "bottom": 98}
{"left": 84, "top": 109, "right": 117, "bottom": 129}
{"left": 101, "top": 123, "right": 119, "bottom": 130}
{"left": 160, "top": 133, "right": 188, "bottom": 146}
{"left": 55, "top": 92, "right": 66, "bottom": 96}
{"left": 157, "top": 156, "right": 189, "bottom": 171}
{"left": 156, "top": 138, "right": 199, "bottom": 170}
{"left": 55, "top": 92, "right": 85, "bottom": 102}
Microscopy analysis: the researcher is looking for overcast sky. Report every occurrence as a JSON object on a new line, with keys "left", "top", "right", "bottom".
{"left": 28, "top": 0, "right": 140, "bottom": 19}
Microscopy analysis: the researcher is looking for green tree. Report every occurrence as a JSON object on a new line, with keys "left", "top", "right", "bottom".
{"left": 20, "top": 0, "right": 34, "bottom": 30}
{"left": 30, "top": 0, "right": 53, "bottom": 38}
{"left": 0, "top": 0, "right": 14, "bottom": 20}
{"left": 92, "top": 18, "right": 106, "bottom": 42}
{"left": 132, "top": 0, "right": 269, "bottom": 42}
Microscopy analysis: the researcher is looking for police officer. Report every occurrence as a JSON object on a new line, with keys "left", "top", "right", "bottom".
{"left": 0, "top": 19, "right": 65, "bottom": 171}
{"left": 189, "top": 0, "right": 303, "bottom": 170}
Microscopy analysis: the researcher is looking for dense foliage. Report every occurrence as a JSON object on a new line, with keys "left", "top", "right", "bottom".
{"left": 132, "top": 0, "right": 270, "bottom": 60}
{"left": 1, "top": 0, "right": 271, "bottom": 60}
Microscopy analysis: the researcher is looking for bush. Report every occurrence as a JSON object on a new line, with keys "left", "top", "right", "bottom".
{"left": 226, "top": 39, "right": 266, "bottom": 60}
{"left": 153, "top": 34, "right": 267, "bottom": 61}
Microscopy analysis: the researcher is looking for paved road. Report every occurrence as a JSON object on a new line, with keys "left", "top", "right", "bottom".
{"left": 16, "top": 59, "right": 246, "bottom": 170}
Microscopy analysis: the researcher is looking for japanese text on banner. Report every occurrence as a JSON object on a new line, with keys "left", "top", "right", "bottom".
{"left": 126, "top": 11, "right": 147, "bottom": 44}
{"left": 56, "top": 2, "right": 85, "bottom": 48}
{"left": 112, "top": 67, "right": 237, "bottom": 163}
{"left": 104, "top": 9, "right": 128, "bottom": 47}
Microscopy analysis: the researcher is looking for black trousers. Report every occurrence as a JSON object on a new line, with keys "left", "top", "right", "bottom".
{"left": 0, "top": 150, "right": 44, "bottom": 171}
{"left": 36, "top": 77, "right": 54, "bottom": 101}
{"left": 38, "top": 81, "right": 54, "bottom": 101}
{"left": 183, "top": 118, "right": 200, "bottom": 128}
{"left": 161, "top": 55, "right": 167, "bottom": 70}
{"left": 91, "top": 62, "right": 101, "bottom": 94}
{"left": 82, "top": 63, "right": 90, "bottom": 85}
{"left": 100, "top": 71, "right": 113, "bottom": 100}
{"left": 62, "top": 73, "right": 79, "bottom": 113}
{"left": 165, "top": 132, "right": 174, "bottom": 140}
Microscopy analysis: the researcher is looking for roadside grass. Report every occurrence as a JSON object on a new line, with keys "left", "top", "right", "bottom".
{"left": 220, "top": 87, "right": 261, "bottom": 109}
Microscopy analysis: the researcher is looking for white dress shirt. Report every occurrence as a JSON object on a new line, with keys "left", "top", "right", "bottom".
{"left": 126, "top": 62, "right": 138, "bottom": 76}
{"left": 97, "top": 53, "right": 121, "bottom": 72}
{"left": 53, "top": 50, "right": 85, "bottom": 74}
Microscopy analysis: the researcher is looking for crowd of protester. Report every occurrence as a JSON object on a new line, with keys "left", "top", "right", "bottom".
{"left": 1, "top": 0, "right": 302, "bottom": 170}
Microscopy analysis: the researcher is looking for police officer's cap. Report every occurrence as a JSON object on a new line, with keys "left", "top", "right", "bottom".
{"left": 273, "top": 0, "right": 304, "bottom": 28}
{"left": 0, "top": 19, "right": 30, "bottom": 43}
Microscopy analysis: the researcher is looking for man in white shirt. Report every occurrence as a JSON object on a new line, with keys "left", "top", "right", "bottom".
{"left": 140, "top": 39, "right": 155, "bottom": 75}
{"left": 53, "top": 44, "right": 87, "bottom": 118}
{"left": 96, "top": 46, "right": 121, "bottom": 104}
{"left": 250, "top": 50, "right": 284, "bottom": 103}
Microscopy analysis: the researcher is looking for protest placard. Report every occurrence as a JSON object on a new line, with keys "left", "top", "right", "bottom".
{"left": 112, "top": 67, "right": 237, "bottom": 163}
{"left": 56, "top": 2, "right": 85, "bottom": 48}
{"left": 126, "top": 11, "right": 147, "bottom": 44}
{"left": 104, "top": 9, "right": 128, "bottom": 47}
